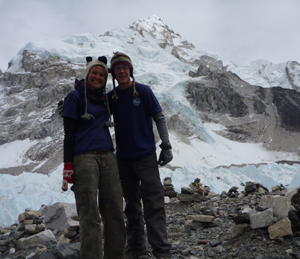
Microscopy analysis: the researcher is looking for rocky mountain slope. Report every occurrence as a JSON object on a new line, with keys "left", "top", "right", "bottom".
{"left": 188, "top": 56, "right": 300, "bottom": 155}
{"left": 0, "top": 15, "right": 300, "bottom": 177}
{"left": 0, "top": 51, "right": 82, "bottom": 175}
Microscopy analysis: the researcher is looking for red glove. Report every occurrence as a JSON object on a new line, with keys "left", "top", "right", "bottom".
{"left": 62, "top": 163, "right": 75, "bottom": 191}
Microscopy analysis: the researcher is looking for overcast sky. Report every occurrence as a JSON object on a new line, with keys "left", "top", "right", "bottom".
{"left": 0, "top": 0, "right": 299, "bottom": 71}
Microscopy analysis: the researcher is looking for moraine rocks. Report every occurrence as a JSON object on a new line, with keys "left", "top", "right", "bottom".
{"left": 1, "top": 180, "right": 300, "bottom": 258}
{"left": 164, "top": 178, "right": 300, "bottom": 259}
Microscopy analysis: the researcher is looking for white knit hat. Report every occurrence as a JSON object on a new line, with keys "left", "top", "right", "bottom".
{"left": 80, "top": 56, "right": 110, "bottom": 121}
{"left": 84, "top": 56, "right": 108, "bottom": 86}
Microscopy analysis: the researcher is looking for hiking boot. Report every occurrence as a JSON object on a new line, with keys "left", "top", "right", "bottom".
{"left": 125, "top": 248, "right": 150, "bottom": 259}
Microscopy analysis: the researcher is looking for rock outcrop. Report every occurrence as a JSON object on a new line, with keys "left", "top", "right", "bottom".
{"left": 0, "top": 51, "right": 84, "bottom": 175}
{"left": 187, "top": 56, "right": 300, "bottom": 155}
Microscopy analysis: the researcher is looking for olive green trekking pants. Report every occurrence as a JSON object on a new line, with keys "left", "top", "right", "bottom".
{"left": 72, "top": 152, "right": 126, "bottom": 259}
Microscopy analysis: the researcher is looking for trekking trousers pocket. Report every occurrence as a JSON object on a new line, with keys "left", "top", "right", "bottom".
{"left": 71, "top": 184, "right": 89, "bottom": 207}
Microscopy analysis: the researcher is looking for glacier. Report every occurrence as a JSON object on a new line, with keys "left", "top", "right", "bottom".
{"left": 1, "top": 15, "right": 300, "bottom": 228}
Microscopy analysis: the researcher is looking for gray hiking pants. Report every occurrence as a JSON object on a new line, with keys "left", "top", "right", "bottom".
{"left": 72, "top": 152, "right": 126, "bottom": 259}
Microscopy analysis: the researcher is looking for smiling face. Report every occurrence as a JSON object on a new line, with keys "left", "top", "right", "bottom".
{"left": 113, "top": 65, "right": 132, "bottom": 89}
{"left": 87, "top": 65, "right": 107, "bottom": 89}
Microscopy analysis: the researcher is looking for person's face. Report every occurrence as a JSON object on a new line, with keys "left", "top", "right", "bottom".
{"left": 114, "top": 65, "right": 131, "bottom": 88}
{"left": 87, "top": 66, "right": 106, "bottom": 89}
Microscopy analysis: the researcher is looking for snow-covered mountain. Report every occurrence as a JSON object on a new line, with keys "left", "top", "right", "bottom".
{"left": 1, "top": 14, "right": 300, "bottom": 227}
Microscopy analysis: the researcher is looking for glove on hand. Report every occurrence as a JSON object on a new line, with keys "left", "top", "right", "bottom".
{"left": 57, "top": 100, "right": 64, "bottom": 117}
{"left": 62, "top": 163, "right": 75, "bottom": 191}
{"left": 158, "top": 142, "right": 173, "bottom": 166}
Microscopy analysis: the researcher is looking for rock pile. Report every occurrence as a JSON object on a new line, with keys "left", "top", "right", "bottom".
{"left": 0, "top": 203, "right": 80, "bottom": 258}
{"left": 1, "top": 180, "right": 300, "bottom": 258}
{"left": 163, "top": 178, "right": 300, "bottom": 259}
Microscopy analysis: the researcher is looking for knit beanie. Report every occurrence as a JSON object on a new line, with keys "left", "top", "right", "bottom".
{"left": 110, "top": 52, "right": 134, "bottom": 78}
{"left": 81, "top": 56, "right": 113, "bottom": 122}
{"left": 110, "top": 52, "right": 138, "bottom": 101}
{"left": 85, "top": 56, "right": 108, "bottom": 84}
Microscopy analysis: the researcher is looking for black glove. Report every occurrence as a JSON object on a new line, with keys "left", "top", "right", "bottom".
{"left": 158, "top": 142, "right": 173, "bottom": 166}
{"left": 57, "top": 100, "right": 64, "bottom": 117}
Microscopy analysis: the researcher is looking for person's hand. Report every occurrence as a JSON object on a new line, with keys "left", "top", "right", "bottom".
{"left": 57, "top": 100, "right": 64, "bottom": 117}
{"left": 62, "top": 163, "right": 75, "bottom": 191}
{"left": 158, "top": 142, "right": 173, "bottom": 166}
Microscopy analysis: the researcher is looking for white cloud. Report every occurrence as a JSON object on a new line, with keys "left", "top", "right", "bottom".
{"left": 0, "top": 0, "right": 300, "bottom": 71}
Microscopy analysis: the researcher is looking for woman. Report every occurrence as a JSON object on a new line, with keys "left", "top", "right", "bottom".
{"left": 62, "top": 56, "right": 126, "bottom": 259}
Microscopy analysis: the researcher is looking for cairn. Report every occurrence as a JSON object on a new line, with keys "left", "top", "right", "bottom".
{"left": 163, "top": 177, "right": 177, "bottom": 198}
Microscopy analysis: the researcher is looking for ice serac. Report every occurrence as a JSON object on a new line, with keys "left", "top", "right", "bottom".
{"left": 226, "top": 59, "right": 300, "bottom": 90}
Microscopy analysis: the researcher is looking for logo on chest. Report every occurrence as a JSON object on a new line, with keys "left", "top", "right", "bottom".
{"left": 133, "top": 97, "right": 141, "bottom": 106}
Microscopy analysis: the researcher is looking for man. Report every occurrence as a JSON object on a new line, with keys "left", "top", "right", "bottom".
{"left": 108, "top": 52, "right": 173, "bottom": 259}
